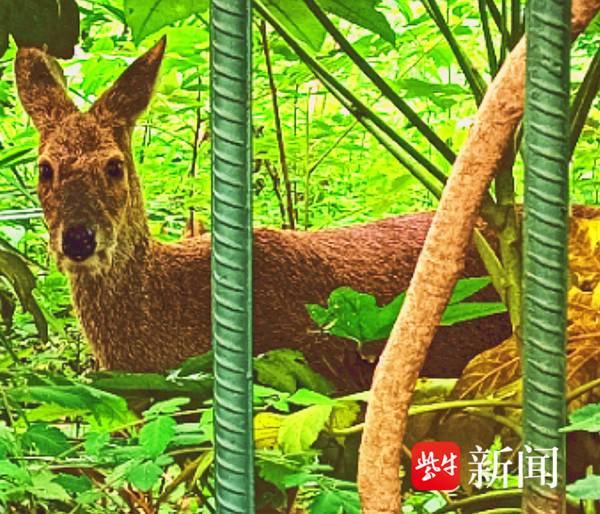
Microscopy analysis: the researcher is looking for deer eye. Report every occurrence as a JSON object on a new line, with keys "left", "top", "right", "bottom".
{"left": 106, "top": 159, "right": 124, "bottom": 179}
{"left": 39, "top": 162, "right": 53, "bottom": 182}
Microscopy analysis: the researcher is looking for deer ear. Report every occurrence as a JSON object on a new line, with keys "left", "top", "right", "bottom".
{"left": 91, "top": 37, "right": 166, "bottom": 126}
{"left": 15, "top": 48, "right": 77, "bottom": 135}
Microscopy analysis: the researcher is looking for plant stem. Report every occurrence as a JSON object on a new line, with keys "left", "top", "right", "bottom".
{"left": 259, "top": 21, "right": 296, "bottom": 229}
{"left": 569, "top": 48, "right": 600, "bottom": 159}
{"left": 420, "top": 0, "right": 487, "bottom": 104}
{"left": 303, "top": 0, "right": 456, "bottom": 164}
{"left": 255, "top": 0, "right": 448, "bottom": 189}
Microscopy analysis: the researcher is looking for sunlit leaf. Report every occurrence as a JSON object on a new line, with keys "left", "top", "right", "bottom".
{"left": 124, "top": 0, "right": 209, "bottom": 44}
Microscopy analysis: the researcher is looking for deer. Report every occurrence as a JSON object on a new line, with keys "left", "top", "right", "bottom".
{"left": 14, "top": 37, "right": 526, "bottom": 391}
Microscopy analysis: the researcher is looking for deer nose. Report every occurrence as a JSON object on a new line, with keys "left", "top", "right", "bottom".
{"left": 62, "top": 225, "right": 97, "bottom": 261}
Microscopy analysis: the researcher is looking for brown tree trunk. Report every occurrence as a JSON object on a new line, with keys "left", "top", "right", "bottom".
{"left": 357, "top": 0, "right": 600, "bottom": 511}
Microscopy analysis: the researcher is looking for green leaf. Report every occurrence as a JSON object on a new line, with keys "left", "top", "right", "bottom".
{"left": 10, "top": 385, "right": 132, "bottom": 430}
{"left": 306, "top": 286, "right": 405, "bottom": 343}
{"left": 318, "top": 0, "right": 395, "bottom": 44}
{"left": 22, "top": 424, "right": 70, "bottom": 457}
{"left": 0, "top": 249, "right": 48, "bottom": 341}
{"left": 143, "top": 397, "right": 190, "bottom": 418}
{"left": 561, "top": 403, "right": 600, "bottom": 433}
{"left": 0, "top": 6, "right": 8, "bottom": 60}
{"left": 310, "top": 489, "right": 361, "bottom": 514}
{"left": 139, "top": 416, "right": 176, "bottom": 458}
{"left": 447, "top": 277, "right": 492, "bottom": 304}
{"left": 176, "top": 350, "right": 213, "bottom": 376}
{"left": 440, "top": 302, "right": 507, "bottom": 325}
{"left": 126, "top": 460, "right": 163, "bottom": 492}
{"left": 567, "top": 475, "right": 600, "bottom": 500}
{"left": 261, "top": 0, "right": 326, "bottom": 51}
{"left": 254, "top": 349, "right": 333, "bottom": 394}
{"left": 84, "top": 431, "right": 110, "bottom": 457}
{"left": 7, "top": 0, "right": 79, "bottom": 58}
{"left": 0, "top": 460, "right": 29, "bottom": 483}
{"left": 278, "top": 405, "right": 332, "bottom": 453}
{"left": 31, "top": 471, "right": 70, "bottom": 502}
{"left": 54, "top": 474, "right": 93, "bottom": 495}
{"left": 307, "top": 278, "right": 505, "bottom": 344}
{"left": 90, "top": 370, "right": 213, "bottom": 399}
{"left": 287, "top": 389, "right": 337, "bottom": 406}
{"left": 124, "top": 0, "right": 210, "bottom": 44}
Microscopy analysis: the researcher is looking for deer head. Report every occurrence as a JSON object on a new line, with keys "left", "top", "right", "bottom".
{"left": 15, "top": 38, "right": 166, "bottom": 275}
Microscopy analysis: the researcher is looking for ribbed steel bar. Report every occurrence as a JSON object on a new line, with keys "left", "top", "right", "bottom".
{"left": 210, "top": 0, "right": 254, "bottom": 511}
{"left": 522, "top": 0, "right": 571, "bottom": 509}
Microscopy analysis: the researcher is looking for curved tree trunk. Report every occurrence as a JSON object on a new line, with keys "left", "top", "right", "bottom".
{"left": 357, "top": 0, "right": 600, "bottom": 511}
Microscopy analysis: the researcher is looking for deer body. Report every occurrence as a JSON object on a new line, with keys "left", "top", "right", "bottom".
{"left": 15, "top": 39, "right": 511, "bottom": 390}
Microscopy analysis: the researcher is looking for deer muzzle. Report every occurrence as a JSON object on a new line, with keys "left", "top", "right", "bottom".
{"left": 62, "top": 224, "right": 97, "bottom": 262}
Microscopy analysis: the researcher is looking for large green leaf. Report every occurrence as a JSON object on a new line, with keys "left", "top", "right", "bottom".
{"left": 22, "top": 424, "right": 70, "bottom": 457}
{"left": 126, "top": 459, "right": 163, "bottom": 492}
{"left": 10, "top": 384, "right": 132, "bottom": 429}
{"left": 310, "top": 488, "right": 361, "bottom": 514}
{"left": 567, "top": 475, "right": 600, "bottom": 500}
{"left": 0, "top": 249, "right": 47, "bottom": 341}
{"left": 254, "top": 349, "right": 333, "bottom": 394}
{"left": 124, "top": 0, "right": 210, "bottom": 44}
{"left": 560, "top": 403, "right": 600, "bottom": 433}
{"left": 261, "top": 0, "right": 326, "bottom": 51}
{"left": 306, "top": 287, "right": 405, "bottom": 343}
{"left": 306, "top": 278, "right": 506, "bottom": 344}
{"left": 5, "top": 0, "right": 79, "bottom": 58}
{"left": 139, "top": 416, "right": 176, "bottom": 458}
{"left": 278, "top": 404, "right": 332, "bottom": 453}
{"left": 318, "top": 0, "right": 395, "bottom": 44}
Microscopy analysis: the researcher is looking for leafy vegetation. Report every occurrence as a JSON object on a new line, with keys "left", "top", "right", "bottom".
{"left": 0, "top": 0, "right": 598, "bottom": 512}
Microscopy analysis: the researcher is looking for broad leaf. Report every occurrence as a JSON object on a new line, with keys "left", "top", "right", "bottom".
{"left": 310, "top": 488, "right": 361, "bottom": 514}
{"left": 22, "top": 424, "right": 70, "bottom": 457}
{"left": 139, "top": 416, "right": 176, "bottom": 458}
{"left": 318, "top": 0, "right": 395, "bottom": 44}
{"left": 0, "top": 249, "right": 47, "bottom": 341}
{"left": 278, "top": 404, "right": 332, "bottom": 453}
{"left": 561, "top": 403, "right": 600, "bottom": 433}
{"left": 124, "top": 0, "right": 210, "bottom": 44}
{"left": 567, "top": 475, "right": 600, "bottom": 500}
{"left": 6, "top": 0, "right": 79, "bottom": 58}
{"left": 261, "top": 0, "right": 326, "bottom": 51}
{"left": 306, "top": 287, "right": 405, "bottom": 343}
{"left": 307, "top": 278, "right": 506, "bottom": 344}
{"left": 254, "top": 349, "right": 333, "bottom": 394}
{"left": 10, "top": 384, "right": 132, "bottom": 429}
{"left": 126, "top": 460, "right": 163, "bottom": 492}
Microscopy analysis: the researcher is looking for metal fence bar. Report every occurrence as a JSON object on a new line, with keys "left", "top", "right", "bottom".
{"left": 210, "top": 0, "right": 254, "bottom": 511}
{"left": 522, "top": 0, "right": 571, "bottom": 509}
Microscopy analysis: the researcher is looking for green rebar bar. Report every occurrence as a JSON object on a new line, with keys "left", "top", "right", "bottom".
{"left": 522, "top": 0, "right": 571, "bottom": 510}
{"left": 210, "top": 0, "right": 254, "bottom": 511}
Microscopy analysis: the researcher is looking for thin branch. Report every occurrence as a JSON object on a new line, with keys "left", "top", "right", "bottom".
{"left": 255, "top": 0, "right": 448, "bottom": 187}
{"left": 259, "top": 21, "right": 296, "bottom": 229}
{"left": 479, "top": 0, "right": 498, "bottom": 76}
{"left": 303, "top": 0, "right": 456, "bottom": 164}
{"left": 569, "top": 48, "right": 600, "bottom": 158}
{"left": 420, "top": 0, "right": 487, "bottom": 104}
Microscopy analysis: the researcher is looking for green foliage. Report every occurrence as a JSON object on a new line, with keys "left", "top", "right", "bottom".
{"left": 0, "top": 0, "right": 597, "bottom": 511}
{"left": 124, "top": 0, "right": 209, "bottom": 44}
{"left": 0, "top": 0, "right": 79, "bottom": 58}
{"left": 306, "top": 277, "right": 507, "bottom": 344}
{"left": 567, "top": 475, "right": 600, "bottom": 500}
{"left": 561, "top": 403, "right": 600, "bottom": 433}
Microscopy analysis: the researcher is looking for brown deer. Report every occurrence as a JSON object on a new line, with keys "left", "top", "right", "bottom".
{"left": 14, "top": 38, "right": 519, "bottom": 391}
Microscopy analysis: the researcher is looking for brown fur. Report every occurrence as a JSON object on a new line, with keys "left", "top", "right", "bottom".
{"left": 13, "top": 39, "right": 546, "bottom": 390}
